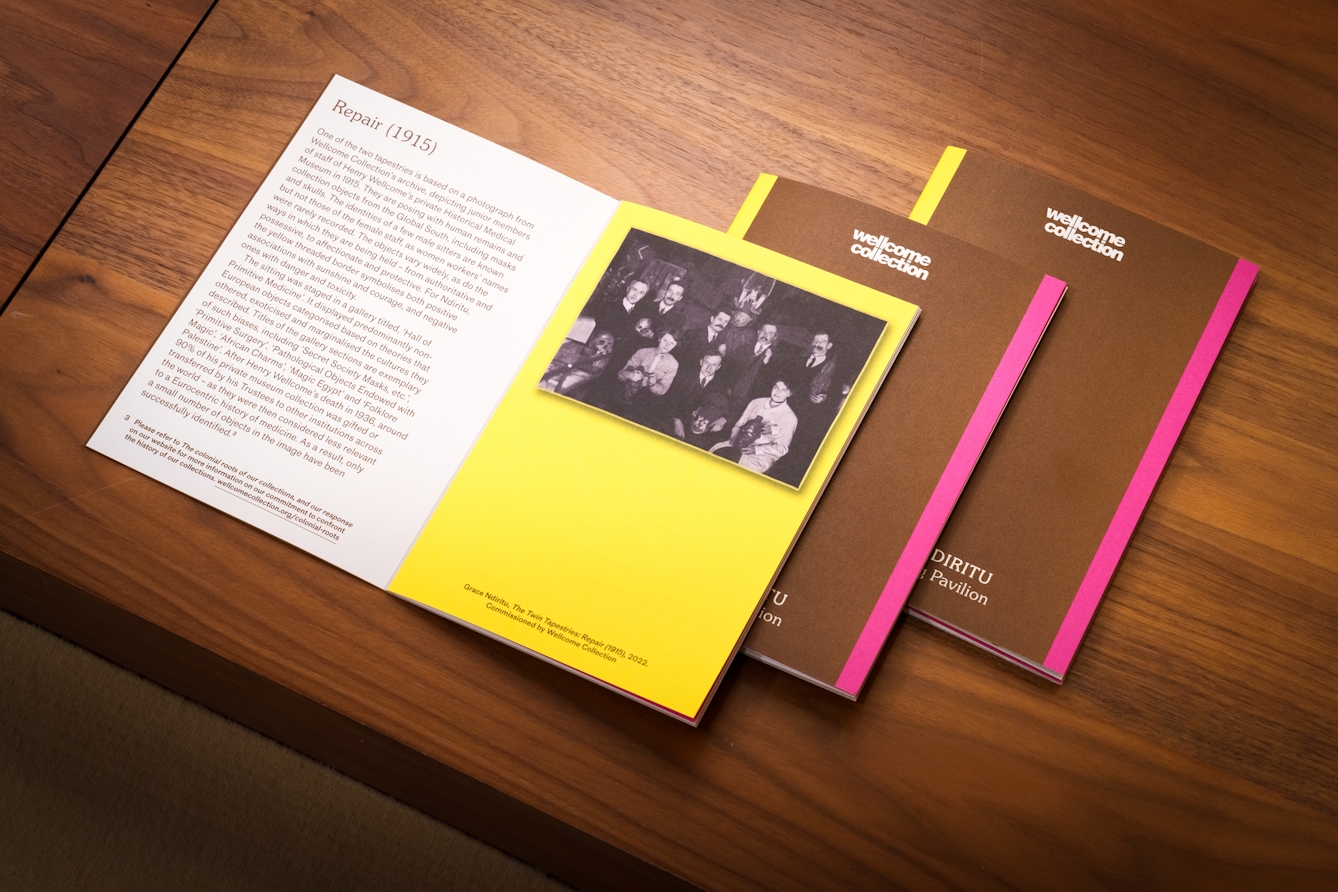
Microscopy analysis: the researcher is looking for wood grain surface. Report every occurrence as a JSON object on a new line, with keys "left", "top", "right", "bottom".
{"left": 0, "top": 0, "right": 214, "bottom": 307}
{"left": 3, "top": 0, "right": 1337, "bottom": 889}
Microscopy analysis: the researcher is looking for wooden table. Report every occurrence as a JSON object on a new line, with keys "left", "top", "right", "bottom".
{"left": 4, "top": 1, "right": 1337, "bottom": 889}
{"left": 0, "top": 0, "right": 213, "bottom": 307}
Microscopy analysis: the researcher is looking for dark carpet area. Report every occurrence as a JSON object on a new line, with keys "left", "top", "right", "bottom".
{"left": 0, "top": 609, "right": 576, "bottom": 892}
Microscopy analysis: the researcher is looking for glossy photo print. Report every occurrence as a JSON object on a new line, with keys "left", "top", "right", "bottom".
{"left": 539, "top": 230, "right": 886, "bottom": 487}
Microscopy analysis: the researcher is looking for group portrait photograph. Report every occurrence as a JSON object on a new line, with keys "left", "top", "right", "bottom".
{"left": 539, "top": 230, "right": 886, "bottom": 488}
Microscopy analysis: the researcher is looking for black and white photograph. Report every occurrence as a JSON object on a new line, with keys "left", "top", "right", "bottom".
{"left": 538, "top": 229, "right": 887, "bottom": 487}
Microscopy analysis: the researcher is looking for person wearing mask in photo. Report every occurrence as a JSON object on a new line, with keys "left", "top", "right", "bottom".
{"left": 681, "top": 393, "right": 732, "bottom": 450}
{"left": 717, "top": 309, "right": 758, "bottom": 375}
{"left": 539, "top": 329, "right": 616, "bottom": 399}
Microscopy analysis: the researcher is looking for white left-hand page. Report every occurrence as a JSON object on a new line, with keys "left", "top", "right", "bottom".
{"left": 89, "top": 75, "right": 620, "bottom": 586}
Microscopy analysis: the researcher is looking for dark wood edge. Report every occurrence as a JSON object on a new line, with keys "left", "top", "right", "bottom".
{"left": 0, "top": 0, "right": 222, "bottom": 315}
{"left": 0, "top": 549, "right": 699, "bottom": 892}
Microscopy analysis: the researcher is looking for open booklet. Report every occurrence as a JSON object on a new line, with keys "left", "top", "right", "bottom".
{"left": 87, "top": 75, "right": 919, "bottom": 724}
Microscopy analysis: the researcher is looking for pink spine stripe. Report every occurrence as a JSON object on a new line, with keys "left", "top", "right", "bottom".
{"left": 1043, "top": 258, "right": 1259, "bottom": 676}
{"left": 836, "top": 274, "right": 1067, "bottom": 695}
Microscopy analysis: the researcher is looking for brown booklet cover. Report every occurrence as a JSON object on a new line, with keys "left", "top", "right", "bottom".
{"left": 906, "top": 148, "right": 1259, "bottom": 681}
{"left": 727, "top": 176, "right": 1064, "bottom": 696}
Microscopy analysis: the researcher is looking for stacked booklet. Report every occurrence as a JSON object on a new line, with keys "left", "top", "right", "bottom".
{"left": 89, "top": 75, "right": 1257, "bottom": 722}
{"left": 730, "top": 158, "right": 1257, "bottom": 688}
{"left": 728, "top": 176, "right": 1064, "bottom": 696}
{"left": 901, "top": 149, "right": 1257, "bottom": 680}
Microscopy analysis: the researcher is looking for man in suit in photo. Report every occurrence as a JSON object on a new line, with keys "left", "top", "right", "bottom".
{"left": 594, "top": 279, "right": 651, "bottom": 340}
{"left": 665, "top": 351, "right": 727, "bottom": 439}
{"left": 645, "top": 281, "right": 689, "bottom": 334}
{"left": 677, "top": 309, "right": 731, "bottom": 370}
{"left": 781, "top": 332, "right": 842, "bottom": 476}
{"left": 789, "top": 332, "right": 836, "bottom": 406}
{"left": 725, "top": 322, "right": 779, "bottom": 411}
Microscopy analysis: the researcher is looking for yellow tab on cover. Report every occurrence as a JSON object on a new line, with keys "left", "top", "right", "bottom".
{"left": 727, "top": 174, "right": 779, "bottom": 237}
{"left": 909, "top": 147, "right": 966, "bottom": 224}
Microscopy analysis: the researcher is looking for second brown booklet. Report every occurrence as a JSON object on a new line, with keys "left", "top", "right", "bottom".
{"left": 727, "top": 176, "right": 1064, "bottom": 697}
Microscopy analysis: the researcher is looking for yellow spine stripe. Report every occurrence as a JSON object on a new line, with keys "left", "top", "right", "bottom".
{"left": 909, "top": 147, "right": 966, "bottom": 224}
{"left": 726, "top": 174, "right": 779, "bottom": 237}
